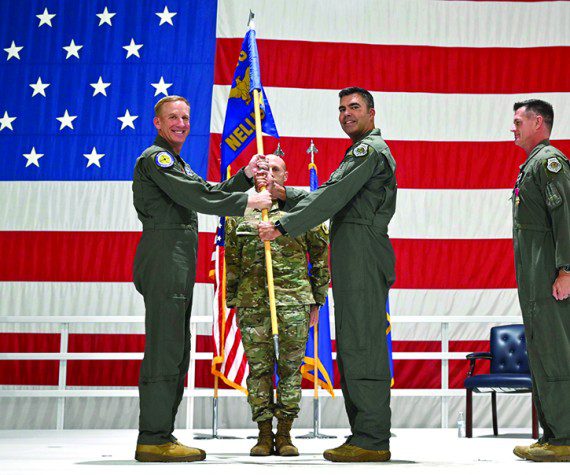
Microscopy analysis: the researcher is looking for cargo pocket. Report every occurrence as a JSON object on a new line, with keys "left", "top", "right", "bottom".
{"left": 534, "top": 299, "right": 570, "bottom": 381}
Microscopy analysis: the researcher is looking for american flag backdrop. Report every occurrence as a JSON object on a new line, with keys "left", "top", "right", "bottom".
{"left": 2, "top": 0, "right": 570, "bottom": 425}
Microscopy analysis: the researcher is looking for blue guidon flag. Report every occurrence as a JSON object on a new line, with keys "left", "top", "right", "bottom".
{"left": 220, "top": 26, "right": 279, "bottom": 174}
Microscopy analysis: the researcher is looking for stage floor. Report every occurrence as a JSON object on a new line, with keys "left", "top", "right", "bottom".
{"left": 0, "top": 428, "right": 565, "bottom": 474}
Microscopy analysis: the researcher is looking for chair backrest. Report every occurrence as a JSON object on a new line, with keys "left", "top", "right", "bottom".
{"left": 490, "top": 324, "right": 529, "bottom": 374}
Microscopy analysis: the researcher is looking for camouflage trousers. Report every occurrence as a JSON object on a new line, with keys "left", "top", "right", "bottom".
{"left": 237, "top": 305, "right": 310, "bottom": 422}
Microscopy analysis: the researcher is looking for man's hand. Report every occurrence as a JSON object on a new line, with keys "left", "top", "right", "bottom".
{"left": 247, "top": 190, "right": 272, "bottom": 210}
{"left": 552, "top": 271, "right": 570, "bottom": 300}
{"left": 257, "top": 221, "right": 282, "bottom": 241}
{"left": 309, "top": 305, "right": 319, "bottom": 327}
{"left": 268, "top": 182, "right": 286, "bottom": 201}
{"left": 245, "top": 154, "right": 268, "bottom": 179}
{"left": 255, "top": 168, "right": 273, "bottom": 191}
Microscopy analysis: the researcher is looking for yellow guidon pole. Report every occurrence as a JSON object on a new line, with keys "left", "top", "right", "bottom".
{"left": 253, "top": 88, "right": 280, "bottom": 360}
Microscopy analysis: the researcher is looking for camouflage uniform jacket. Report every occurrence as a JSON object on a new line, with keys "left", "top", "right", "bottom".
{"left": 225, "top": 202, "right": 330, "bottom": 308}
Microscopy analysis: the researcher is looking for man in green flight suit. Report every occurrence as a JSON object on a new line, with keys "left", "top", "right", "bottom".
{"left": 132, "top": 95, "right": 271, "bottom": 462}
{"left": 508, "top": 100, "right": 570, "bottom": 463}
{"left": 258, "top": 87, "right": 396, "bottom": 462}
{"left": 225, "top": 154, "right": 330, "bottom": 457}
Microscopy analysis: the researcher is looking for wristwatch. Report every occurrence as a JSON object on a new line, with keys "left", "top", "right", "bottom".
{"left": 274, "top": 220, "right": 288, "bottom": 236}
{"left": 560, "top": 265, "right": 570, "bottom": 274}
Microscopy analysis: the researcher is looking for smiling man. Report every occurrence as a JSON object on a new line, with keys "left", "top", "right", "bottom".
{"left": 132, "top": 95, "right": 271, "bottom": 462}
{"left": 509, "top": 99, "right": 570, "bottom": 463}
{"left": 258, "top": 87, "right": 397, "bottom": 462}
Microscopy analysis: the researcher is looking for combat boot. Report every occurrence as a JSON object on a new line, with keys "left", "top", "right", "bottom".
{"left": 513, "top": 441, "right": 545, "bottom": 460}
{"left": 525, "top": 443, "right": 570, "bottom": 462}
{"left": 135, "top": 441, "right": 206, "bottom": 462}
{"left": 250, "top": 420, "right": 274, "bottom": 456}
{"left": 275, "top": 417, "right": 299, "bottom": 456}
{"left": 323, "top": 443, "right": 391, "bottom": 462}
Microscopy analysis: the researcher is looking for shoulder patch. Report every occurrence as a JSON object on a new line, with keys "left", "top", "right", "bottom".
{"left": 353, "top": 144, "right": 369, "bottom": 157}
{"left": 155, "top": 151, "right": 175, "bottom": 168}
{"left": 546, "top": 157, "right": 562, "bottom": 174}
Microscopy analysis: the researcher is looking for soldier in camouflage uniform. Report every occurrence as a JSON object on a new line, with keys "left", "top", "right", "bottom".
{"left": 509, "top": 100, "right": 570, "bottom": 463}
{"left": 225, "top": 155, "right": 330, "bottom": 457}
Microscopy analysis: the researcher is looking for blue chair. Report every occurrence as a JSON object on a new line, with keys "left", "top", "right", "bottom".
{"left": 464, "top": 324, "right": 538, "bottom": 438}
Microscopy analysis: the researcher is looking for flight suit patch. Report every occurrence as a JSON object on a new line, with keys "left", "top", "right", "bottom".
{"left": 546, "top": 157, "right": 562, "bottom": 174}
{"left": 184, "top": 164, "right": 192, "bottom": 175}
{"left": 155, "top": 151, "right": 174, "bottom": 168}
{"left": 353, "top": 144, "right": 369, "bottom": 157}
{"left": 545, "top": 182, "right": 563, "bottom": 210}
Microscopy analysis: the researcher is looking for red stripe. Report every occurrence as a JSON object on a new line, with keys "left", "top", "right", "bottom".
{"left": 0, "top": 232, "right": 516, "bottom": 288}
{"left": 208, "top": 134, "right": 570, "bottom": 188}
{"left": 215, "top": 39, "right": 570, "bottom": 93}
{"left": 0, "top": 336, "right": 501, "bottom": 389}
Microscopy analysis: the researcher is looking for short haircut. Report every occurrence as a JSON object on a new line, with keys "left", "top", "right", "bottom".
{"left": 339, "top": 87, "right": 374, "bottom": 109}
{"left": 514, "top": 99, "right": 554, "bottom": 132}
{"left": 154, "top": 95, "right": 190, "bottom": 116}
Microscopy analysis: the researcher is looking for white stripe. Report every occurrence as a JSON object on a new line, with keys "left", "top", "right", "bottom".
{"left": 212, "top": 86, "right": 570, "bottom": 141}
{"left": 218, "top": 0, "right": 570, "bottom": 47}
{"left": 1, "top": 282, "right": 520, "bottom": 321}
{"left": 2, "top": 182, "right": 515, "bottom": 238}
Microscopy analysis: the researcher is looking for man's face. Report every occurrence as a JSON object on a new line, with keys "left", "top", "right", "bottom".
{"left": 153, "top": 100, "right": 190, "bottom": 150}
{"left": 267, "top": 155, "right": 288, "bottom": 187}
{"left": 511, "top": 106, "right": 539, "bottom": 150}
{"left": 338, "top": 93, "right": 375, "bottom": 140}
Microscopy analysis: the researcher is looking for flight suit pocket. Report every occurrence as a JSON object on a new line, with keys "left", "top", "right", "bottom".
{"left": 545, "top": 182, "right": 563, "bottom": 210}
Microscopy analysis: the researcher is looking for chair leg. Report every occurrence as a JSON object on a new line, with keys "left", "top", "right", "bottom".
{"left": 531, "top": 400, "right": 539, "bottom": 440}
{"left": 466, "top": 389, "right": 473, "bottom": 438}
{"left": 491, "top": 392, "right": 498, "bottom": 436}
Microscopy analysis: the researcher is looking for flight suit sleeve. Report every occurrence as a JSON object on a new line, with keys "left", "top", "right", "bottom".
{"left": 539, "top": 156, "right": 570, "bottom": 268}
{"left": 225, "top": 217, "right": 241, "bottom": 308}
{"left": 306, "top": 225, "right": 330, "bottom": 306}
{"left": 210, "top": 167, "right": 254, "bottom": 193}
{"left": 142, "top": 154, "right": 248, "bottom": 216}
{"left": 280, "top": 187, "right": 309, "bottom": 211}
{"left": 279, "top": 149, "right": 384, "bottom": 237}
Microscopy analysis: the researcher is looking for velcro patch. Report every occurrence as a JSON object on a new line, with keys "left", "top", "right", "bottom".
{"left": 155, "top": 151, "right": 174, "bottom": 168}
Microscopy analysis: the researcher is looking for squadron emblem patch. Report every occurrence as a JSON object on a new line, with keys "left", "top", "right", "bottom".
{"left": 353, "top": 144, "right": 369, "bottom": 157}
{"left": 155, "top": 152, "right": 174, "bottom": 168}
{"left": 546, "top": 157, "right": 562, "bottom": 173}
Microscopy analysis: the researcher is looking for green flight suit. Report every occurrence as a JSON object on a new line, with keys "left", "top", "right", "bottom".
{"left": 225, "top": 204, "right": 330, "bottom": 422}
{"left": 512, "top": 140, "right": 570, "bottom": 445}
{"left": 132, "top": 135, "right": 253, "bottom": 445}
{"left": 278, "top": 128, "right": 397, "bottom": 451}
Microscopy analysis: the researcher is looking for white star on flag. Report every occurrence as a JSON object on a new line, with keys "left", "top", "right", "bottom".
{"left": 4, "top": 41, "right": 23, "bottom": 61}
{"left": 84, "top": 147, "right": 104, "bottom": 168}
{"left": 151, "top": 76, "right": 172, "bottom": 96}
{"left": 90, "top": 76, "right": 111, "bottom": 96}
{"left": 63, "top": 39, "right": 83, "bottom": 59}
{"left": 29, "top": 77, "right": 50, "bottom": 97}
{"left": 23, "top": 147, "right": 44, "bottom": 167}
{"left": 156, "top": 6, "right": 177, "bottom": 26}
{"left": 36, "top": 8, "right": 56, "bottom": 27}
{"left": 0, "top": 111, "right": 16, "bottom": 131}
{"left": 117, "top": 109, "right": 138, "bottom": 130}
{"left": 123, "top": 38, "right": 143, "bottom": 58}
{"left": 56, "top": 110, "right": 77, "bottom": 130}
{"left": 96, "top": 7, "right": 116, "bottom": 26}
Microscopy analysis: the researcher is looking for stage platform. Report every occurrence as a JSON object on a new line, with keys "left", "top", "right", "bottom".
{"left": 0, "top": 428, "right": 565, "bottom": 474}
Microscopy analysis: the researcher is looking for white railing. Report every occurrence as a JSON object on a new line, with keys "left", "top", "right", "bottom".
{"left": 0, "top": 315, "right": 523, "bottom": 429}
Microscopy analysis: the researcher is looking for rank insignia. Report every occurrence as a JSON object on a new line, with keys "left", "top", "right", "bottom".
{"left": 184, "top": 164, "right": 192, "bottom": 175}
{"left": 546, "top": 157, "right": 562, "bottom": 173}
{"left": 155, "top": 151, "right": 174, "bottom": 168}
{"left": 353, "top": 144, "right": 369, "bottom": 157}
